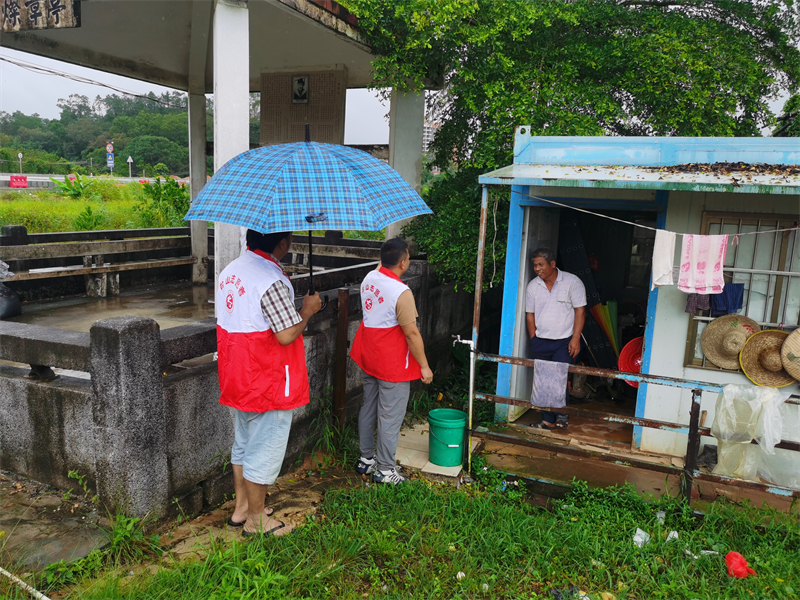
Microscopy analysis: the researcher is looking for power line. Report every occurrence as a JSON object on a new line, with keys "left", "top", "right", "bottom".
{"left": 0, "top": 54, "right": 186, "bottom": 109}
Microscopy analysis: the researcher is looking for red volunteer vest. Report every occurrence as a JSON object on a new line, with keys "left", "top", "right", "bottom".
{"left": 216, "top": 249, "right": 309, "bottom": 412}
{"left": 350, "top": 267, "right": 422, "bottom": 383}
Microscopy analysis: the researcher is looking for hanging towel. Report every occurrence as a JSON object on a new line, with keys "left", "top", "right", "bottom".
{"left": 530, "top": 359, "right": 569, "bottom": 409}
{"left": 711, "top": 283, "right": 745, "bottom": 316}
{"left": 685, "top": 293, "right": 711, "bottom": 313}
{"left": 651, "top": 230, "right": 677, "bottom": 290}
{"left": 678, "top": 234, "right": 728, "bottom": 294}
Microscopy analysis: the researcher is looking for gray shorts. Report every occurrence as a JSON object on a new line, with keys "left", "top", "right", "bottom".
{"left": 230, "top": 408, "right": 293, "bottom": 485}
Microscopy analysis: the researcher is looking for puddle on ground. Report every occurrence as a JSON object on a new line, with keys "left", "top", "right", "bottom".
{"left": 0, "top": 470, "right": 106, "bottom": 571}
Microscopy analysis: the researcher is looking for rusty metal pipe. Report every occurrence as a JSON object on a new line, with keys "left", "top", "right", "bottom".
{"left": 682, "top": 389, "right": 703, "bottom": 502}
{"left": 476, "top": 351, "right": 800, "bottom": 404}
{"left": 333, "top": 288, "right": 350, "bottom": 437}
{"left": 476, "top": 393, "right": 692, "bottom": 433}
{"left": 466, "top": 186, "right": 490, "bottom": 474}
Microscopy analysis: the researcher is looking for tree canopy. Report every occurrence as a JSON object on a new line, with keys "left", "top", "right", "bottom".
{"left": 0, "top": 91, "right": 262, "bottom": 176}
{"left": 343, "top": 0, "right": 800, "bottom": 290}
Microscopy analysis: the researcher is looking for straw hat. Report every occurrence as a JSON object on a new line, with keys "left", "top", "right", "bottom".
{"left": 780, "top": 329, "right": 800, "bottom": 382}
{"left": 739, "top": 330, "right": 794, "bottom": 387}
{"left": 701, "top": 314, "right": 760, "bottom": 370}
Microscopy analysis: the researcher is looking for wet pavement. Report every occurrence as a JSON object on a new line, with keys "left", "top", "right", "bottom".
{"left": 6, "top": 282, "right": 215, "bottom": 333}
{"left": 514, "top": 400, "right": 635, "bottom": 449}
{"left": 0, "top": 470, "right": 106, "bottom": 572}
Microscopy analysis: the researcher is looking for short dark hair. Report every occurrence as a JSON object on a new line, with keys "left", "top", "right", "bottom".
{"left": 381, "top": 237, "right": 409, "bottom": 267}
{"left": 246, "top": 230, "right": 292, "bottom": 254}
{"left": 531, "top": 247, "right": 556, "bottom": 264}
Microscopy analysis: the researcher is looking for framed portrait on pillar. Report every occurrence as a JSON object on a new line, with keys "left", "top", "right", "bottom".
{"left": 292, "top": 75, "right": 309, "bottom": 104}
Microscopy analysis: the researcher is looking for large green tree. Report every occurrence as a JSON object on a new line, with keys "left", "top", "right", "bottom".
{"left": 343, "top": 0, "right": 800, "bottom": 290}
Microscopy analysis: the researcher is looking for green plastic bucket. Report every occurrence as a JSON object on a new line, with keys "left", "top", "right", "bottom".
{"left": 427, "top": 408, "right": 467, "bottom": 467}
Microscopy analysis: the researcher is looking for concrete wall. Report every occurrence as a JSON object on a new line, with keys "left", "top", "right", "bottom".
{"left": 0, "top": 260, "right": 472, "bottom": 519}
{"left": 642, "top": 191, "right": 800, "bottom": 456}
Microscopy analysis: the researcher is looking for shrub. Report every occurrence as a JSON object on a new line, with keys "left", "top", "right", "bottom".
{"left": 136, "top": 177, "right": 190, "bottom": 228}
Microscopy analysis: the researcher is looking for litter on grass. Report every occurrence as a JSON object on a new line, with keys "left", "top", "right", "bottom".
{"left": 633, "top": 528, "right": 651, "bottom": 547}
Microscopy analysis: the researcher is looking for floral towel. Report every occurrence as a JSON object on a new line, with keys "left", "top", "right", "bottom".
{"left": 530, "top": 359, "right": 569, "bottom": 409}
{"left": 678, "top": 234, "right": 728, "bottom": 294}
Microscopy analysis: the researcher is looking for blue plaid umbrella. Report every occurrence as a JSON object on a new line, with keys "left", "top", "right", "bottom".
{"left": 184, "top": 141, "right": 432, "bottom": 233}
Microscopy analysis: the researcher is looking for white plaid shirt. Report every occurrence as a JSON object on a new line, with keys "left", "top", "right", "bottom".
{"left": 260, "top": 280, "right": 302, "bottom": 333}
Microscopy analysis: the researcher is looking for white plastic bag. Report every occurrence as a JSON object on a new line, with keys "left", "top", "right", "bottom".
{"left": 753, "top": 387, "right": 791, "bottom": 454}
{"left": 757, "top": 448, "right": 800, "bottom": 490}
{"left": 714, "top": 440, "right": 760, "bottom": 480}
{"left": 710, "top": 384, "right": 789, "bottom": 452}
{"left": 710, "top": 385, "right": 762, "bottom": 442}
{"left": 0, "top": 260, "right": 13, "bottom": 280}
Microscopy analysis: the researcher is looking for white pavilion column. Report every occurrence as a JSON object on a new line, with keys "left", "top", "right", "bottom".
{"left": 188, "top": 92, "right": 209, "bottom": 284}
{"left": 386, "top": 88, "right": 425, "bottom": 240}
{"left": 212, "top": 0, "right": 250, "bottom": 282}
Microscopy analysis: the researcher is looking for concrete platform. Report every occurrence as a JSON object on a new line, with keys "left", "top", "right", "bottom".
{"left": 396, "top": 423, "right": 480, "bottom": 480}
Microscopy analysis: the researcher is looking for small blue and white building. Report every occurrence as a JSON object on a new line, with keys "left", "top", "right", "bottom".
{"left": 479, "top": 130, "right": 800, "bottom": 459}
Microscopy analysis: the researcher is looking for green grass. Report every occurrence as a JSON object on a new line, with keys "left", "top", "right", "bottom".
{"left": 20, "top": 474, "right": 797, "bottom": 600}
{"left": 0, "top": 183, "right": 146, "bottom": 232}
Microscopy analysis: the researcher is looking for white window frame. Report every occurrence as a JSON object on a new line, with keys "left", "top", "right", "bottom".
{"left": 685, "top": 211, "right": 800, "bottom": 370}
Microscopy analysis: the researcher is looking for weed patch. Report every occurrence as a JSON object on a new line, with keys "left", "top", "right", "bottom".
{"left": 48, "top": 476, "right": 799, "bottom": 599}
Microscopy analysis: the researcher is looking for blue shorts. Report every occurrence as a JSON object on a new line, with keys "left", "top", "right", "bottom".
{"left": 230, "top": 408, "right": 293, "bottom": 485}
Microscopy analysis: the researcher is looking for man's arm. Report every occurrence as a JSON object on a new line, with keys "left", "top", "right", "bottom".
{"left": 274, "top": 292, "right": 321, "bottom": 345}
{"left": 526, "top": 312, "right": 536, "bottom": 339}
{"left": 568, "top": 306, "right": 585, "bottom": 358}
{"left": 400, "top": 321, "right": 433, "bottom": 384}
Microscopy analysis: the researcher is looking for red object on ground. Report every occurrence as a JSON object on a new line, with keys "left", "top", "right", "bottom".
{"left": 9, "top": 175, "right": 28, "bottom": 188}
{"left": 618, "top": 336, "right": 644, "bottom": 388}
{"left": 726, "top": 552, "right": 756, "bottom": 578}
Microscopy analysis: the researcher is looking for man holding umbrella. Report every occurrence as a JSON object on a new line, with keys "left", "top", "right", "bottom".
{"left": 217, "top": 230, "right": 321, "bottom": 536}
{"left": 350, "top": 238, "right": 434, "bottom": 485}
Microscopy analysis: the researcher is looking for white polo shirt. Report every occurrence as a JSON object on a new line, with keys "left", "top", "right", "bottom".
{"left": 525, "top": 269, "right": 587, "bottom": 340}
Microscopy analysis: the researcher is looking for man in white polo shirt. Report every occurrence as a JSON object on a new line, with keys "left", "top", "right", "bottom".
{"left": 526, "top": 247, "right": 586, "bottom": 430}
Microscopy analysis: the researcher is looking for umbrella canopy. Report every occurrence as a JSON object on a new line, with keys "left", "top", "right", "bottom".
{"left": 184, "top": 141, "right": 432, "bottom": 233}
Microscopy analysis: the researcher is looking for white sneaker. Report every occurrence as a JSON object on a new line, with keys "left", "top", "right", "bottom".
{"left": 355, "top": 456, "right": 377, "bottom": 475}
{"left": 372, "top": 467, "right": 407, "bottom": 485}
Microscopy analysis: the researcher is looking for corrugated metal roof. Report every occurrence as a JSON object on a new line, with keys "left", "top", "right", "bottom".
{"left": 479, "top": 163, "right": 800, "bottom": 195}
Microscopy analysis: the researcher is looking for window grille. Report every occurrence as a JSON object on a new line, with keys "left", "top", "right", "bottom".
{"left": 685, "top": 212, "right": 800, "bottom": 370}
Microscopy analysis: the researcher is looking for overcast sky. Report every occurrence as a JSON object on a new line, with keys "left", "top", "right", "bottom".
{"left": 0, "top": 47, "right": 791, "bottom": 141}
{"left": 0, "top": 48, "right": 391, "bottom": 144}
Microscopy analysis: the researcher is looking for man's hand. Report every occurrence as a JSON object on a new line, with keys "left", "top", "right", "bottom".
{"left": 420, "top": 366, "right": 433, "bottom": 384}
{"left": 301, "top": 291, "right": 322, "bottom": 317}
{"left": 568, "top": 337, "right": 581, "bottom": 358}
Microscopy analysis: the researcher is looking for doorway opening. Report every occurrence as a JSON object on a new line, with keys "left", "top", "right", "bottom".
{"left": 514, "top": 208, "right": 657, "bottom": 449}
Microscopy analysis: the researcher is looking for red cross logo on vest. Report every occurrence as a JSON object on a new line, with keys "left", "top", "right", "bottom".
{"left": 225, "top": 291, "right": 235, "bottom": 312}
{"left": 365, "top": 297, "right": 373, "bottom": 312}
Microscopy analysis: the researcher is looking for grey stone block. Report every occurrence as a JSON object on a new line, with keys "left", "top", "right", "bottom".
{"left": 201, "top": 469, "right": 234, "bottom": 509}
{"left": 90, "top": 316, "right": 169, "bottom": 518}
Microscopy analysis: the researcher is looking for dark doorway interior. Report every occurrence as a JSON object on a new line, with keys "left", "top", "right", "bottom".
{"left": 515, "top": 208, "right": 656, "bottom": 448}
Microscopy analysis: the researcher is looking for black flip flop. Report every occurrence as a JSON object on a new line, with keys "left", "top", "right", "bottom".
{"left": 530, "top": 421, "right": 555, "bottom": 430}
{"left": 228, "top": 507, "right": 273, "bottom": 527}
{"left": 242, "top": 519, "right": 286, "bottom": 538}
